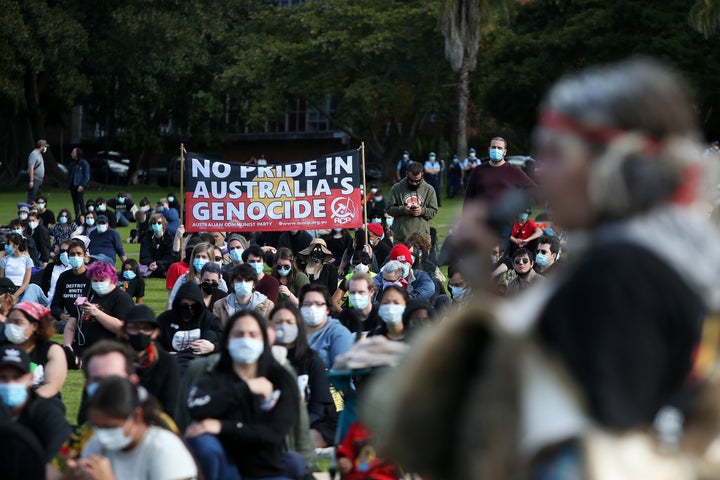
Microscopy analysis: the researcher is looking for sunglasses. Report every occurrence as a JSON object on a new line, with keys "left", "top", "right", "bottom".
{"left": 514, "top": 258, "right": 530, "bottom": 265}
{"left": 406, "top": 177, "right": 422, "bottom": 185}
{"left": 152, "top": 222, "right": 163, "bottom": 225}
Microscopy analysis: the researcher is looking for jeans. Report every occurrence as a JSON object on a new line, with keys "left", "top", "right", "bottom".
{"left": 187, "top": 434, "right": 297, "bottom": 480}
{"left": 70, "top": 188, "right": 85, "bottom": 219}
{"left": 27, "top": 181, "right": 42, "bottom": 204}
{"left": 20, "top": 284, "right": 49, "bottom": 306}
{"left": 187, "top": 434, "right": 242, "bottom": 480}
{"left": 115, "top": 211, "right": 130, "bottom": 227}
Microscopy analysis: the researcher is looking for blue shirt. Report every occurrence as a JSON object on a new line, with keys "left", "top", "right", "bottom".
{"left": 308, "top": 318, "right": 353, "bottom": 370}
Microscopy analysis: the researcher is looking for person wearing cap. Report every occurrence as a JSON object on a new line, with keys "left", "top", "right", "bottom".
{"left": 27, "top": 139, "right": 47, "bottom": 203}
{"left": 221, "top": 233, "right": 249, "bottom": 286}
{"left": 461, "top": 147, "right": 479, "bottom": 185}
{"left": 84, "top": 198, "right": 96, "bottom": 217}
{"left": 396, "top": 149, "right": 413, "bottom": 181}
{"left": 424, "top": 152, "right": 442, "bottom": 208}
{"left": 242, "top": 245, "right": 280, "bottom": 303}
{"left": 5, "top": 301, "right": 67, "bottom": 399}
{"left": 0, "top": 343, "right": 71, "bottom": 462}
{"left": 106, "top": 192, "right": 135, "bottom": 227}
{"left": 120, "top": 305, "right": 179, "bottom": 417}
{"left": 0, "top": 277, "right": 18, "bottom": 326}
{"left": 17, "top": 204, "right": 31, "bottom": 224}
{"left": 299, "top": 238, "right": 339, "bottom": 298}
{"left": 139, "top": 213, "right": 174, "bottom": 278}
{"left": 374, "top": 244, "right": 434, "bottom": 302}
{"left": 508, "top": 208, "right": 544, "bottom": 258}
{"left": 155, "top": 197, "right": 180, "bottom": 235}
{"left": 385, "top": 161, "right": 438, "bottom": 243}
{"left": 88, "top": 214, "right": 127, "bottom": 265}
{"left": 447, "top": 154, "right": 463, "bottom": 199}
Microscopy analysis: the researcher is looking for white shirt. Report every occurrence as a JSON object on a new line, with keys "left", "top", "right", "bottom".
{"left": 82, "top": 426, "right": 198, "bottom": 480}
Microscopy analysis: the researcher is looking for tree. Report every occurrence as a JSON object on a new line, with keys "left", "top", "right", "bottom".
{"left": 439, "top": 0, "right": 509, "bottom": 159}
{"left": 690, "top": 0, "right": 720, "bottom": 36}
{"left": 473, "top": 0, "right": 720, "bottom": 143}
{"left": 0, "top": 0, "right": 88, "bottom": 183}
{"left": 217, "top": 0, "right": 454, "bottom": 175}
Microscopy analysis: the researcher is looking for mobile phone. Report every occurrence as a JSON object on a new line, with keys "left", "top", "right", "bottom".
{"left": 75, "top": 296, "right": 87, "bottom": 305}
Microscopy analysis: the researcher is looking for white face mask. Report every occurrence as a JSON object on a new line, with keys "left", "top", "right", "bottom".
{"left": 28, "top": 221, "right": 38, "bottom": 230}
{"left": 379, "top": 304, "right": 405, "bottom": 326}
{"left": 301, "top": 305, "right": 326, "bottom": 327}
{"left": 94, "top": 418, "right": 134, "bottom": 451}
{"left": 5, "top": 323, "right": 29, "bottom": 345}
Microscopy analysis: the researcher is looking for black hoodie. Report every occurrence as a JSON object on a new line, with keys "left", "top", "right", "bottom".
{"left": 157, "top": 281, "right": 223, "bottom": 359}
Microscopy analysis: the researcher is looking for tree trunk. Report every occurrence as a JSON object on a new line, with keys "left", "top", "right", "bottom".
{"left": 456, "top": 55, "right": 470, "bottom": 160}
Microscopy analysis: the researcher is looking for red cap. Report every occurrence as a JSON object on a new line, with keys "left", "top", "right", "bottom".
{"left": 367, "top": 222, "right": 384, "bottom": 238}
{"left": 390, "top": 244, "right": 413, "bottom": 263}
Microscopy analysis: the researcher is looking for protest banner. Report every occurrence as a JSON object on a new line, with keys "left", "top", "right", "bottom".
{"left": 183, "top": 149, "right": 363, "bottom": 232}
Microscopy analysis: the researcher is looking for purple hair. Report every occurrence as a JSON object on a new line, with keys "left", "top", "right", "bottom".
{"left": 86, "top": 261, "right": 118, "bottom": 283}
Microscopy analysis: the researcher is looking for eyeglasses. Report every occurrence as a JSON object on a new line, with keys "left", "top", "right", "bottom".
{"left": 152, "top": 222, "right": 163, "bottom": 225}
{"left": 514, "top": 258, "right": 530, "bottom": 265}
{"left": 301, "top": 302, "right": 326, "bottom": 308}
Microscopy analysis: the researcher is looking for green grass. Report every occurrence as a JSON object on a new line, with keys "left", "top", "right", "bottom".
{"left": 15, "top": 183, "right": 462, "bottom": 424}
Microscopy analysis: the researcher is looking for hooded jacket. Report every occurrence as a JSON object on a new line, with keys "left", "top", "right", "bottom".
{"left": 213, "top": 290, "right": 275, "bottom": 325}
{"left": 385, "top": 178, "right": 438, "bottom": 243}
{"left": 157, "top": 281, "right": 223, "bottom": 355}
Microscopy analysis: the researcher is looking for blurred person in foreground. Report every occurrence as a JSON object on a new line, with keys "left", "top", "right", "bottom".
{"left": 365, "top": 58, "right": 720, "bottom": 479}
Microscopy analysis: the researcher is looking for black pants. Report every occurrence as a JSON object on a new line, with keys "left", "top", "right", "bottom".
{"left": 70, "top": 187, "right": 85, "bottom": 218}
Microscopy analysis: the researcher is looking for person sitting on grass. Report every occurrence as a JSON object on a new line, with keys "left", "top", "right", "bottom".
{"left": 119, "top": 258, "right": 145, "bottom": 305}
{"left": 213, "top": 263, "right": 275, "bottom": 325}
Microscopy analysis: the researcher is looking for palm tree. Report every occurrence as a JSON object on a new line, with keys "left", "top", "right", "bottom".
{"left": 690, "top": 0, "right": 720, "bottom": 36}
{"left": 439, "top": 0, "right": 509, "bottom": 160}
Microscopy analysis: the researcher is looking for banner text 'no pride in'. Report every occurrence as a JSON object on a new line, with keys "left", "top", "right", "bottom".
{"left": 184, "top": 150, "right": 362, "bottom": 232}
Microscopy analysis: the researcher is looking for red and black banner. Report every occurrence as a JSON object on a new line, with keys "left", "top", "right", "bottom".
{"left": 183, "top": 150, "right": 363, "bottom": 232}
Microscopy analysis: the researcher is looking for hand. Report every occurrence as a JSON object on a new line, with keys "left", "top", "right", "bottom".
{"left": 175, "top": 225, "right": 185, "bottom": 239}
{"left": 149, "top": 262, "right": 157, "bottom": 271}
{"left": 362, "top": 244, "right": 372, "bottom": 255}
{"left": 338, "top": 457, "right": 353, "bottom": 474}
{"left": 63, "top": 345, "right": 80, "bottom": 370}
{"left": 80, "top": 303, "right": 99, "bottom": 316}
{"left": 28, "top": 181, "right": 34, "bottom": 188}
{"left": 82, "top": 454, "right": 115, "bottom": 480}
{"left": 246, "top": 377, "right": 273, "bottom": 399}
{"left": 278, "top": 285, "right": 290, "bottom": 296}
{"left": 78, "top": 186, "right": 84, "bottom": 192}
{"left": 411, "top": 206, "right": 422, "bottom": 217}
{"left": 185, "top": 419, "right": 222, "bottom": 439}
{"left": 191, "top": 339, "right": 214, "bottom": 355}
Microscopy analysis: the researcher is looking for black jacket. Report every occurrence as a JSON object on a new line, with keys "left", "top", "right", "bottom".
{"left": 187, "top": 361, "right": 298, "bottom": 478}
{"left": 17, "top": 391, "right": 71, "bottom": 462}
{"left": 139, "top": 231, "right": 175, "bottom": 273}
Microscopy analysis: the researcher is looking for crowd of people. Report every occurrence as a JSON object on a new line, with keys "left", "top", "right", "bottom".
{"left": 4, "top": 57, "right": 720, "bottom": 479}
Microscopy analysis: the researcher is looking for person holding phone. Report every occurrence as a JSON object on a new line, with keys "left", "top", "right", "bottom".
{"left": 385, "top": 161, "right": 438, "bottom": 243}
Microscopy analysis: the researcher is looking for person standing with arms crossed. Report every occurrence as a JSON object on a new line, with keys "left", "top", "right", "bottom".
{"left": 67, "top": 147, "right": 90, "bottom": 219}
{"left": 27, "top": 139, "right": 48, "bottom": 203}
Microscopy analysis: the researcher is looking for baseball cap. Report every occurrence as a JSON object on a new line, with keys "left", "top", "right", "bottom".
{"left": 96, "top": 215, "right": 109, "bottom": 224}
{"left": 0, "top": 345, "right": 30, "bottom": 374}
{"left": 0, "top": 278, "right": 18, "bottom": 295}
{"left": 122, "top": 305, "right": 159, "bottom": 327}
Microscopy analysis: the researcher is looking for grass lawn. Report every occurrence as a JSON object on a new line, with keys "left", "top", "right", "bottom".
{"left": 5, "top": 183, "right": 463, "bottom": 424}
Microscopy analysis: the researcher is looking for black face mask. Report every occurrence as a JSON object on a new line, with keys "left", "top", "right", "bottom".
{"left": 200, "top": 281, "right": 218, "bottom": 295}
{"left": 310, "top": 248, "right": 324, "bottom": 263}
{"left": 127, "top": 333, "right": 152, "bottom": 351}
{"left": 179, "top": 303, "right": 201, "bottom": 322}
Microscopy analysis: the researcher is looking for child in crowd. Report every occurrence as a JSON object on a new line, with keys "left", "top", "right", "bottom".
{"left": 119, "top": 259, "right": 145, "bottom": 304}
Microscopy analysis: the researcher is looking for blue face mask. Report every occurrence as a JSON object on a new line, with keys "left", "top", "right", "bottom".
{"left": 151, "top": 223, "right": 163, "bottom": 233}
{"left": 250, "top": 262, "right": 264, "bottom": 275}
{"left": 59, "top": 216, "right": 68, "bottom": 225}
{"left": 59, "top": 251, "right": 69, "bottom": 266}
{"left": 193, "top": 258, "right": 208, "bottom": 272}
{"left": 228, "top": 337, "right": 264, "bottom": 365}
{"left": 92, "top": 281, "right": 111, "bottom": 295}
{"left": 0, "top": 383, "right": 28, "bottom": 408}
{"left": 229, "top": 248, "right": 243, "bottom": 264}
{"left": 450, "top": 285, "right": 465, "bottom": 298}
{"left": 429, "top": 155, "right": 436, "bottom": 162}
{"left": 234, "top": 281, "right": 253, "bottom": 297}
{"left": 86, "top": 382, "right": 99, "bottom": 397}
{"left": 118, "top": 197, "right": 125, "bottom": 204}
{"left": 167, "top": 196, "right": 175, "bottom": 203}
{"left": 402, "top": 263, "right": 410, "bottom": 279}
{"left": 535, "top": 253, "right": 549, "bottom": 267}
{"left": 4, "top": 245, "right": 14, "bottom": 255}
{"left": 96, "top": 224, "right": 108, "bottom": 233}
{"left": 489, "top": 148, "right": 504, "bottom": 162}
{"left": 86, "top": 218, "right": 95, "bottom": 226}
{"left": 68, "top": 255, "right": 84, "bottom": 269}
{"left": 277, "top": 265, "right": 291, "bottom": 277}
{"left": 123, "top": 270, "right": 136, "bottom": 280}
{"left": 11, "top": 229, "right": 22, "bottom": 236}
{"left": 386, "top": 218, "right": 394, "bottom": 228}
{"left": 518, "top": 213, "right": 529, "bottom": 222}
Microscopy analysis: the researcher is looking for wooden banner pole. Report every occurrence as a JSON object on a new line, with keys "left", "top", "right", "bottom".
{"left": 180, "top": 143, "right": 185, "bottom": 225}
{"left": 361, "top": 142, "right": 369, "bottom": 246}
